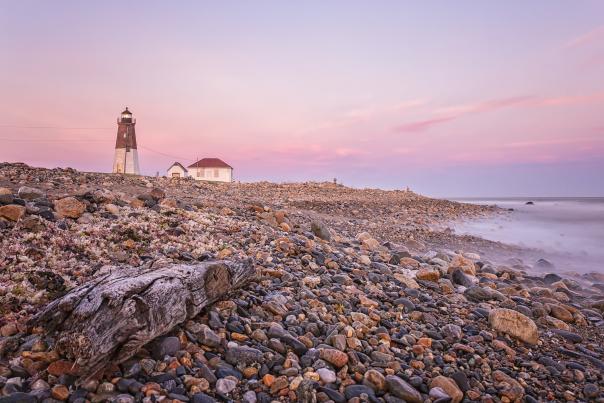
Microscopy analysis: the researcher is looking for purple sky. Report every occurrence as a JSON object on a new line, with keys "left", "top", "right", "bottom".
{"left": 1, "top": 1, "right": 603, "bottom": 196}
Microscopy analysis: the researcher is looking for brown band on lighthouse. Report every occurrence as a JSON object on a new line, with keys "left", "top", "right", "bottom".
{"left": 115, "top": 120, "right": 137, "bottom": 149}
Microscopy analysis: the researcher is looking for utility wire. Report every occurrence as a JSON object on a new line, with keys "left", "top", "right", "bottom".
{"left": 138, "top": 145, "right": 196, "bottom": 162}
{"left": 0, "top": 125, "right": 113, "bottom": 130}
{"left": 1, "top": 125, "right": 197, "bottom": 162}
{"left": 0, "top": 138, "right": 111, "bottom": 143}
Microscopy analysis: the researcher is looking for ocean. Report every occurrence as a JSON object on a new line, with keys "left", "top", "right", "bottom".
{"left": 450, "top": 197, "right": 604, "bottom": 274}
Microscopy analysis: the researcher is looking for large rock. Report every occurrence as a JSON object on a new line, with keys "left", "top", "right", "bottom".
{"left": 549, "top": 305, "right": 573, "bottom": 323}
{"left": 0, "top": 204, "right": 26, "bottom": 221}
{"left": 430, "top": 376, "right": 463, "bottom": 403}
{"left": 451, "top": 268, "right": 475, "bottom": 287}
{"left": 416, "top": 267, "right": 440, "bottom": 282}
{"left": 225, "top": 345, "right": 264, "bottom": 366}
{"left": 18, "top": 186, "right": 44, "bottom": 200}
{"left": 464, "top": 286, "right": 505, "bottom": 302}
{"left": 54, "top": 197, "right": 86, "bottom": 218}
{"left": 385, "top": 375, "right": 422, "bottom": 403}
{"left": 363, "top": 369, "right": 386, "bottom": 392}
{"left": 489, "top": 308, "right": 539, "bottom": 345}
{"left": 149, "top": 336, "right": 181, "bottom": 359}
{"left": 393, "top": 273, "right": 420, "bottom": 289}
{"left": 319, "top": 348, "right": 348, "bottom": 368}
{"left": 448, "top": 255, "right": 476, "bottom": 275}
{"left": 492, "top": 370, "right": 524, "bottom": 401}
{"left": 310, "top": 221, "right": 331, "bottom": 241}
{"left": 361, "top": 237, "right": 381, "bottom": 251}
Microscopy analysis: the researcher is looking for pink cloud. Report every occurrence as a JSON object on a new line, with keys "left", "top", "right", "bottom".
{"left": 564, "top": 25, "right": 604, "bottom": 50}
{"left": 394, "top": 116, "right": 457, "bottom": 133}
{"left": 394, "top": 96, "right": 533, "bottom": 133}
{"left": 299, "top": 99, "right": 427, "bottom": 135}
{"left": 394, "top": 92, "right": 604, "bottom": 134}
{"left": 532, "top": 91, "right": 604, "bottom": 106}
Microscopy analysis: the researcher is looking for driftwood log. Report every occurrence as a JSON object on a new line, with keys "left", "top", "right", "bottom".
{"left": 29, "top": 259, "right": 254, "bottom": 380}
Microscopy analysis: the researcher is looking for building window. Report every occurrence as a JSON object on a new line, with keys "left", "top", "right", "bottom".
{"left": 197, "top": 169, "right": 201, "bottom": 177}
{"left": 172, "top": 173, "right": 180, "bottom": 178}
{"left": 214, "top": 169, "right": 219, "bottom": 178}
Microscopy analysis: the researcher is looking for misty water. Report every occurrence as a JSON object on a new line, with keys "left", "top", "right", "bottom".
{"left": 450, "top": 198, "right": 604, "bottom": 274}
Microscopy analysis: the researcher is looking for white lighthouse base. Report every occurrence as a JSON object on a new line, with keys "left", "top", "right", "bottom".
{"left": 112, "top": 148, "right": 140, "bottom": 175}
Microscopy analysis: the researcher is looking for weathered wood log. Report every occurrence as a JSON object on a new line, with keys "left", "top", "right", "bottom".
{"left": 29, "top": 259, "right": 254, "bottom": 380}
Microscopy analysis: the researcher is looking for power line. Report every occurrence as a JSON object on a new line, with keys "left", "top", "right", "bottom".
{"left": 0, "top": 138, "right": 111, "bottom": 143}
{"left": 0, "top": 125, "right": 113, "bottom": 130}
{"left": 1, "top": 125, "right": 197, "bottom": 162}
{"left": 138, "top": 145, "right": 196, "bottom": 161}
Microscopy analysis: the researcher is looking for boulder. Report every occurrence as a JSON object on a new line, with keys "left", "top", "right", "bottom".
{"left": 310, "top": 221, "right": 331, "bottom": 241}
{"left": 448, "top": 255, "right": 476, "bottom": 275}
{"left": 416, "top": 267, "right": 440, "bottom": 282}
{"left": 54, "top": 197, "right": 86, "bottom": 218}
{"left": 385, "top": 375, "right": 422, "bottom": 403}
{"left": 0, "top": 204, "right": 26, "bottom": 221}
{"left": 18, "top": 186, "right": 44, "bottom": 200}
{"left": 489, "top": 308, "right": 539, "bottom": 345}
{"left": 492, "top": 370, "right": 524, "bottom": 401}
{"left": 319, "top": 348, "right": 348, "bottom": 368}
{"left": 430, "top": 375, "right": 463, "bottom": 403}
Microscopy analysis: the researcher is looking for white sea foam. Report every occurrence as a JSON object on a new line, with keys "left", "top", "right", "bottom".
{"left": 450, "top": 197, "right": 604, "bottom": 273}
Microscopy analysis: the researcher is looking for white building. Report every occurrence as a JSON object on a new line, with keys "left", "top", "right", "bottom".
{"left": 167, "top": 162, "right": 188, "bottom": 178}
{"left": 187, "top": 158, "right": 233, "bottom": 182}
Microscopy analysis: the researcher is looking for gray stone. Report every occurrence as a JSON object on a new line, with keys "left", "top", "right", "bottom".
{"left": 0, "top": 393, "right": 37, "bottom": 403}
{"left": 583, "top": 383, "right": 599, "bottom": 398}
{"left": 17, "top": 186, "right": 44, "bottom": 200}
{"left": 149, "top": 336, "right": 180, "bottom": 359}
{"left": 113, "top": 394, "right": 135, "bottom": 403}
{"left": 225, "top": 345, "right": 264, "bottom": 366}
{"left": 464, "top": 286, "right": 505, "bottom": 302}
{"left": 242, "top": 391, "right": 257, "bottom": 403}
{"left": 344, "top": 385, "right": 376, "bottom": 400}
{"left": 198, "top": 325, "right": 221, "bottom": 347}
{"left": 441, "top": 324, "right": 463, "bottom": 341}
{"left": 451, "top": 268, "right": 474, "bottom": 287}
{"left": 385, "top": 375, "right": 422, "bottom": 403}
{"left": 311, "top": 221, "right": 331, "bottom": 241}
{"left": 191, "top": 393, "right": 217, "bottom": 403}
{"left": 216, "top": 378, "right": 237, "bottom": 395}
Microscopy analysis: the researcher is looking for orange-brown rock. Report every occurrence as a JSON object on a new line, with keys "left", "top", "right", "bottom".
{"left": 430, "top": 376, "right": 463, "bottom": 403}
{"left": 54, "top": 197, "right": 86, "bottom": 218}
{"left": 0, "top": 204, "right": 25, "bottom": 221}
{"left": 319, "top": 348, "right": 349, "bottom": 368}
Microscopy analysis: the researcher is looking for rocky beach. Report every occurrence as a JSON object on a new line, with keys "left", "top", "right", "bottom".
{"left": 0, "top": 162, "right": 603, "bottom": 403}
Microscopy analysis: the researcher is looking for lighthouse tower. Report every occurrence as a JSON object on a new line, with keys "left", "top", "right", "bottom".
{"left": 112, "top": 107, "right": 140, "bottom": 175}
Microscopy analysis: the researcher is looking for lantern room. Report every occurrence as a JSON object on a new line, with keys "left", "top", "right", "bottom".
{"left": 119, "top": 107, "right": 134, "bottom": 123}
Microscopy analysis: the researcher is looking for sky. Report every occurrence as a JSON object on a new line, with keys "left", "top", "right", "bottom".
{"left": 1, "top": 1, "right": 603, "bottom": 197}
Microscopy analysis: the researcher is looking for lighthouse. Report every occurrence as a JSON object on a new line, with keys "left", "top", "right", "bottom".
{"left": 112, "top": 107, "right": 140, "bottom": 175}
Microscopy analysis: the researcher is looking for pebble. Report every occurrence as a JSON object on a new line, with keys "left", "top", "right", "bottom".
{"left": 430, "top": 376, "right": 463, "bottom": 403}
{"left": 150, "top": 336, "right": 181, "bottom": 359}
{"left": 215, "top": 377, "right": 237, "bottom": 395}
{"left": 385, "top": 375, "right": 423, "bottom": 403}
{"left": 317, "top": 368, "right": 337, "bottom": 384}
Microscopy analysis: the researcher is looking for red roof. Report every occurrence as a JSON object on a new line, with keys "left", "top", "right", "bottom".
{"left": 188, "top": 158, "right": 232, "bottom": 169}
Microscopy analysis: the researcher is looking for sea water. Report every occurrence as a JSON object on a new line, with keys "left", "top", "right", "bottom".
{"left": 450, "top": 198, "right": 604, "bottom": 273}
